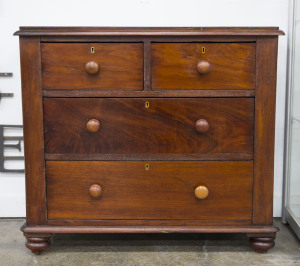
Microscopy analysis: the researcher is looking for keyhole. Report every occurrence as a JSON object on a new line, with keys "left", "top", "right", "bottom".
{"left": 145, "top": 164, "right": 150, "bottom": 170}
{"left": 202, "top": 47, "right": 205, "bottom": 53}
{"left": 91, "top": 47, "right": 95, "bottom": 53}
{"left": 145, "top": 101, "right": 150, "bottom": 108}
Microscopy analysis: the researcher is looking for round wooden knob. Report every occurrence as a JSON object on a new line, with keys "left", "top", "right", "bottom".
{"left": 197, "top": 60, "right": 211, "bottom": 74}
{"left": 85, "top": 61, "right": 99, "bottom": 74}
{"left": 195, "top": 119, "right": 209, "bottom": 133}
{"left": 89, "top": 184, "right": 102, "bottom": 199}
{"left": 195, "top": 185, "right": 209, "bottom": 200}
{"left": 87, "top": 119, "right": 101, "bottom": 133}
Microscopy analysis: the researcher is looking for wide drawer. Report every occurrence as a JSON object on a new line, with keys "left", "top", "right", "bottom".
{"left": 41, "top": 43, "right": 143, "bottom": 91}
{"left": 151, "top": 43, "right": 255, "bottom": 90}
{"left": 44, "top": 98, "right": 254, "bottom": 155}
{"left": 46, "top": 161, "right": 253, "bottom": 220}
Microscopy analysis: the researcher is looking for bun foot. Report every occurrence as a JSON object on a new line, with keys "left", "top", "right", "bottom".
{"left": 248, "top": 235, "right": 276, "bottom": 253}
{"left": 24, "top": 233, "right": 52, "bottom": 254}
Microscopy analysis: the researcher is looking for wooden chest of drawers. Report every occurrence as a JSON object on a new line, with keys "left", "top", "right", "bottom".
{"left": 14, "top": 27, "right": 284, "bottom": 254}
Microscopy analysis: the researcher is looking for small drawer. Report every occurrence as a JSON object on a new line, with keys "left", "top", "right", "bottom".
{"left": 46, "top": 161, "right": 253, "bottom": 220}
{"left": 151, "top": 43, "right": 255, "bottom": 90}
{"left": 43, "top": 98, "right": 254, "bottom": 155}
{"left": 41, "top": 43, "right": 143, "bottom": 91}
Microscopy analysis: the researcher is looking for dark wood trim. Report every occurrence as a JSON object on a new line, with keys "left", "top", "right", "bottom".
{"left": 247, "top": 233, "right": 276, "bottom": 253}
{"left": 143, "top": 41, "right": 151, "bottom": 91}
{"left": 42, "top": 89, "right": 256, "bottom": 98}
{"left": 14, "top": 27, "right": 285, "bottom": 37}
{"left": 19, "top": 37, "right": 47, "bottom": 225}
{"left": 252, "top": 37, "right": 278, "bottom": 225}
{"left": 24, "top": 233, "right": 52, "bottom": 255}
{"left": 21, "top": 223, "right": 279, "bottom": 234}
{"left": 47, "top": 219, "right": 251, "bottom": 226}
{"left": 40, "top": 36, "right": 258, "bottom": 43}
{"left": 44, "top": 153, "right": 253, "bottom": 161}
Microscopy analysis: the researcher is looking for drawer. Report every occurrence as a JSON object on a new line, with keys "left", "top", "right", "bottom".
{"left": 152, "top": 43, "right": 255, "bottom": 90}
{"left": 44, "top": 98, "right": 254, "bottom": 155}
{"left": 46, "top": 161, "right": 253, "bottom": 220}
{"left": 41, "top": 43, "right": 143, "bottom": 91}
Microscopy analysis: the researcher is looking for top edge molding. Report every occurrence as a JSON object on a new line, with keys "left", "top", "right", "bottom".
{"left": 14, "top": 27, "right": 285, "bottom": 37}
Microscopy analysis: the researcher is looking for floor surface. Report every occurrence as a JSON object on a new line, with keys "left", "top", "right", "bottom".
{"left": 0, "top": 219, "right": 299, "bottom": 266}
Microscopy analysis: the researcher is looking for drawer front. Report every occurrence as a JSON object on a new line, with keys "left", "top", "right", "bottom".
{"left": 44, "top": 98, "right": 254, "bottom": 155}
{"left": 46, "top": 161, "right": 253, "bottom": 220}
{"left": 152, "top": 43, "right": 255, "bottom": 90}
{"left": 41, "top": 43, "right": 143, "bottom": 91}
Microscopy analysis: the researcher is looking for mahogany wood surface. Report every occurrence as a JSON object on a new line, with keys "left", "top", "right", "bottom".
{"left": 44, "top": 153, "right": 253, "bottom": 161}
{"left": 41, "top": 43, "right": 143, "bottom": 91}
{"left": 42, "top": 89, "right": 256, "bottom": 98}
{"left": 14, "top": 27, "right": 285, "bottom": 36}
{"left": 19, "top": 37, "right": 47, "bottom": 225}
{"left": 249, "top": 236, "right": 276, "bottom": 253}
{"left": 253, "top": 37, "right": 278, "bottom": 225}
{"left": 40, "top": 36, "right": 259, "bottom": 43}
{"left": 144, "top": 41, "right": 152, "bottom": 91}
{"left": 21, "top": 223, "right": 279, "bottom": 234}
{"left": 16, "top": 27, "right": 283, "bottom": 253}
{"left": 152, "top": 43, "right": 255, "bottom": 90}
{"left": 44, "top": 98, "right": 254, "bottom": 155}
{"left": 46, "top": 161, "right": 253, "bottom": 220}
{"left": 24, "top": 233, "right": 52, "bottom": 255}
{"left": 46, "top": 219, "right": 251, "bottom": 226}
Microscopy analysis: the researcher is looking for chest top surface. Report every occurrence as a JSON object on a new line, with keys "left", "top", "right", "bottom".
{"left": 14, "top": 26, "right": 284, "bottom": 36}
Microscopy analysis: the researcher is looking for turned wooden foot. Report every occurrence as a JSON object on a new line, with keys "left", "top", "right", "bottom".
{"left": 248, "top": 233, "right": 276, "bottom": 253}
{"left": 24, "top": 233, "right": 52, "bottom": 254}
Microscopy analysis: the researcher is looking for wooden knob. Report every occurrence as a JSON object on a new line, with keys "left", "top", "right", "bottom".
{"left": 195, "top": 119, "right": 209, "bottom": 133}
{"left": 89, "top": 184, "right": 102, "bottom": 199}
{"left": 85, "top": 61, "right": 99, "bottom": 74}
{"left": 195, "top": 185, "right": 209, "bottom": 200}
{"left": 87, "top": 119, "right": 101, "bottom": 133}
{"left": 197, "top": 60, "right": 211, "bottom": 74}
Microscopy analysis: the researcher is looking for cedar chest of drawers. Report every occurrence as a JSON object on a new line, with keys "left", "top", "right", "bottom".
{"left": 14, "top": 27, "right": 284, "bottom": 254}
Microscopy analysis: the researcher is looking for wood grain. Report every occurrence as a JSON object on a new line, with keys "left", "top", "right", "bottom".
{"left": 40, "top": 36, "right": 259, "bottom": 43}
{"left": 152, "top": 43, "right": 255, "bottom": 90}
{"left": 44, "top": 153, "right": 253, "bottom": 161}
{"left": 143, "top": 41, "right": 152, "bottom": 91}
{"left": 46, "top": 161, "right": 253, "bottom": 220}
{"left": 14, "top": 27, "right": 285, "bottom": 36}
{"left": 19, "top": 37, "right": 46, "bottom": 225}
{"left": 47, "top": 219, "right": 251, "bottom": 226}
{"left": 41, "top": 43, "right": 143, "bottom": 90}
{"left": 252, "top": 37, "right": 278, "bottom": 225}
{"left": 43, "top": 98, "right": 254, "bottom": 155}
{"left": 22, "top": 224, "right": 279, "bottom": 234}
{"left": 42, "top": 89, "right": 256, "bottom": 98}
{"left": 16, "top": 27, "right": 283, "bottom": 253}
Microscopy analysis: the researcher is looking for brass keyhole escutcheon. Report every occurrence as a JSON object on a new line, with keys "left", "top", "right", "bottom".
{"left": 145, "top": 164, "right": 150, "bottom": 170}
{"left": 91, "top": 47, "right": 95, "bottom": 53}
{"left": 202, "top": 47, "right": 205, "bottom": 53}
{"left": 145, "top": 101, "right": 150, "bottom": 108}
